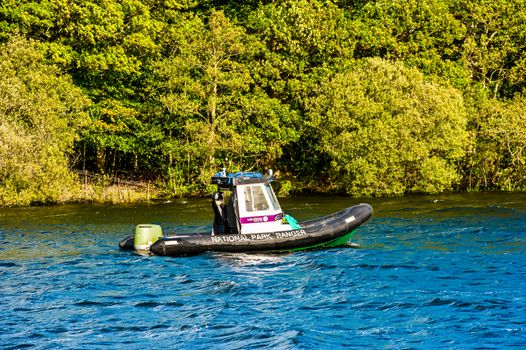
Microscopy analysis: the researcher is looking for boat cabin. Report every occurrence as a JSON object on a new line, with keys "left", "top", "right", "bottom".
{"left": 210, "top": 171, "right": 290, "bottom": 234}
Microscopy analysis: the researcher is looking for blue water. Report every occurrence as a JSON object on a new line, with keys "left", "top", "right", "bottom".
{"left": 1, "top": 193, "right": 525, "bottom": 349}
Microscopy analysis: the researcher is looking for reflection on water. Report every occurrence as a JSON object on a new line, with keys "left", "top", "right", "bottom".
{"left": 1, "top": 192, "right": 525, "bottom": 349}
{"left": 213, "top": 252, "right": 289, "bottom": 266}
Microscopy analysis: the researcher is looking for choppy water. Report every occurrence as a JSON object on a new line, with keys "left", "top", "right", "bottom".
{"left": 1, "top": 193, "right": 525, "bottom": 349}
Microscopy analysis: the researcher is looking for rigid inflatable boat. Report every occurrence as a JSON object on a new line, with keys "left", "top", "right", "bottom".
{"left": 119, "top": 171, "right": 373, "bottom": 256}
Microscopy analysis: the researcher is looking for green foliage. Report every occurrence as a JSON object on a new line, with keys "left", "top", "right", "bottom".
{"left": 352, "top": 0, "right": 470, "bottom": 89}
{"left": 0, "top": 36, "right": 89, "bottom": 205}
{"left": 156, "top": 10, "right": 299, "bottom": 191}
{"left": 465, "top": 94, "right": 526, "bottom": 190}
{"left": 353, "top": 0, "right": 526, "bottom": 98}
{"left": 454, "top": 0, "right": 526, "bottom": 98}
{"left": 306, "top": 58, "right": 469, "bottom": 196}
{"left": 246, "top": 0, "right": 355, "bottom": 107}
{"left": 155, "top": 10, "right": 253, "bottom": 186}
{"left": 1, "top": 0, "right": 525, "bottom": 205}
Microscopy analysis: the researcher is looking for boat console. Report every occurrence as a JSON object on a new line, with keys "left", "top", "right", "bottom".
{"left": 211, "top": 170, "right": 289, "bottom": 235}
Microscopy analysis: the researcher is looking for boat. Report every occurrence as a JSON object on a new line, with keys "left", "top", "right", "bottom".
{"left": 119, "top": 170, "right": 373, "bottom": 256}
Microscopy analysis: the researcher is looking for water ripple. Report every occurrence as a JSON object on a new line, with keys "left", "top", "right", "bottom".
{"left": 1, "top": 194, "right": 526, "bottom": 348}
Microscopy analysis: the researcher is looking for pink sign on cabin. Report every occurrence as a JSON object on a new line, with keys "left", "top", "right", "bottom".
{"left": 240, "top": 213, "right": 283, "bottom": 224}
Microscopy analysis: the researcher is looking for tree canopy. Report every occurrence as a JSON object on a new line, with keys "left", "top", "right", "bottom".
{"left": 0, "top": 35, "right": 89, "bottom": 205}
{"left": 0, "top": 0, "right": 525, "bottom": 205}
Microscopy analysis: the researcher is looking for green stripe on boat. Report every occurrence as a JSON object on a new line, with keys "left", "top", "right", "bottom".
{"left": 287, "top": 230, "right": 357, "bottom": 252}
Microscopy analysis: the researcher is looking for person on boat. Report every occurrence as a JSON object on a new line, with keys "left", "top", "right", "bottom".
{"left": 212, "top": 191, "right": 239, "bottom": 235}
{"left": 212, "top": 191, "right": 225, "bottom": 235}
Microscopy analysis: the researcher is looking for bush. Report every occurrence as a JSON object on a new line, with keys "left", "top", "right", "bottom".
{"left": 0, "top": 36, "right": 89, "bottom": 206}
{"left": 306, "top": 58, "right": 469, "bottom": 196}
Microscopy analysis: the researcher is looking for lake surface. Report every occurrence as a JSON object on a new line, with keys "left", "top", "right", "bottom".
{"left": 1, "top": 193, "right": 525, "bottom": 349}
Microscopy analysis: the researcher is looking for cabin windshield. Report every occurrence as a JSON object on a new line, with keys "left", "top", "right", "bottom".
{"left": 265, "top": 183, "right": 280, "bottom": 211}
{"left": 243, "top": 183, "right": 280, "bottom": 212}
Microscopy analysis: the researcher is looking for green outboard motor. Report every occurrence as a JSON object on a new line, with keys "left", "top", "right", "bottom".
{"left": 134, "top": 224, "right": 163, "bottom": 253}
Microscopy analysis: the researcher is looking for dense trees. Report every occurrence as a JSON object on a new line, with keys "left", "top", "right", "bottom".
{"left": 306, "top": 58, "right": 469, "bottom": 196}
{"left": 0, "top": 0, "right": 524, "bottom": 205}
{"left": 465, "top": 94, "right": 526, "bottom": 191}
{"left": 0, "top": 36, "right": 89, "bottom": 205}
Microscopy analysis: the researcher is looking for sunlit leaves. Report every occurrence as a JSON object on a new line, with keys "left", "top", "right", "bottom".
{"left": 307, "top": 58, "right": 469, "bottom": 196}
{"left": 455, "top": 0, "right": 526, "bottom": 98}
{"left": 466, "top": 95, "right": 526, "bottom": 190}
{"left": 248, "top": 0, "right": 355, "bottom": 102}
{"left": 0, "top": 36, "right": 89, "bottom": 205}
{"left": 1, "top": 0, "right": 525, "bottom": 201}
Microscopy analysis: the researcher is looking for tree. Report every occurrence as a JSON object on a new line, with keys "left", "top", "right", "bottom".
{"left": 351, "top": 0, "right": 470, "bottom": 89}
{"left": 0, "top": 36, "right": 89, "bottom": 205}
{"left": 464, "top": 94, "right": 526, "bottom": 190}
{"left": 306, "top": 58, "right": 469, "bottom": 196}
{"left": 0, "top": 0, "right": 166, "bottom": 176}
{"left": 155, "top": 9, "right": 300, "bottom": 191}
{"left": 247, "top": 0, "right": 355, "bottom": 104}
{"left": 155, "top": 10, "right": 256, "bottom": 189}
{"left": 246, "top": 0, "right": 356, "bottom": 182}
{"left": 453, "top": 0, "right": 526, "bottom": 98}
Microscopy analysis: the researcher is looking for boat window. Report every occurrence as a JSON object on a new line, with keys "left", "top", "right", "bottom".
{"left": 264, "top": 183, "right": 280, "bottom": 211}
{"left": 244, "top": 185, "right": 269, "bottom": 212}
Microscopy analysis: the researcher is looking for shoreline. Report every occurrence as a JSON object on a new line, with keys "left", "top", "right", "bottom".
{"left": 2, "top": 181, "right": 524, "bottom": 208}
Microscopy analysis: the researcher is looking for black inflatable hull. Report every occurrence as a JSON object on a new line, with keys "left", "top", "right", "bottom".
{"left": 120, "top": 203, "right": 373, "bottom": 257}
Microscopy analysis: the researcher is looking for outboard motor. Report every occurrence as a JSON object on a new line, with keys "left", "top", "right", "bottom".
{"left": 134, "top": 224, "right": 163, "bottom": 254}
